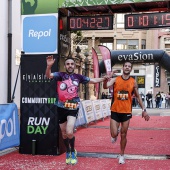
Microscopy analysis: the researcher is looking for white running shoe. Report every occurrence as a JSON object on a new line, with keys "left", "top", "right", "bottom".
{"left": 111, "top": 127, "right": 121, "bottom": 144}
{"left": 119, "top": 155, "right": 125, "bottom": 164}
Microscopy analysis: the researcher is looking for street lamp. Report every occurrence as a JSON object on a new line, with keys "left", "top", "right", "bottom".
{"left": 84, "top": 51, "right": 90, "bottom": 100}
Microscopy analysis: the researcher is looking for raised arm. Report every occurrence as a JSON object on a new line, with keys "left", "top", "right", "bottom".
{"left": 103, "top": 78, "right": 116, "bottom": 89}
{"left": 133, "top": 81, "right": 150, "bottom": 121}
{"left": 45, "top": 55, "right": 55, "bottom": 79}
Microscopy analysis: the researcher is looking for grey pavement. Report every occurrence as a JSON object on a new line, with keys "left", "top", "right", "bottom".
{"left": 132, "top": 107, "right": 170, "bottom": 116}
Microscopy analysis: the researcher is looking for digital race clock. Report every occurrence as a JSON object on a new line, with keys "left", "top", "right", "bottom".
{"left": 125, "top": 12, "right": 170, "bottom": 29}
{"left": 67, "top": 15, "right": 113, "bottom": 30}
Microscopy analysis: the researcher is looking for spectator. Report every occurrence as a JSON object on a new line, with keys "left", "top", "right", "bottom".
{"left": 146, "top": 92, "right": 152, "bottom": 108}
{"left": 165, "top": 92, "right": 170, "bottom": 108}
{"left": 155, "top": 92, "right": 161, "bottom": 108}
{"left": 140, "top": 92, "right": 145, "bottom": 105}
{"left": 101, "top": 92, "right": 107, "bottom": 99}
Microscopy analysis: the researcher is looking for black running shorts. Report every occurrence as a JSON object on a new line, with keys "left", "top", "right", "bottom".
{"left": 111, "top": 111, "right": 132, "bottom": 122}
{"left": 57, "top": 107, "right": 79, "bottom": 124}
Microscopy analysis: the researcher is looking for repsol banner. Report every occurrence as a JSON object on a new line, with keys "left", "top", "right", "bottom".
{"left": 0, "top": 103, "right": 20, "bottom": 150}
{"left": 20, "top": 54, "right": 65, "bottom": 155}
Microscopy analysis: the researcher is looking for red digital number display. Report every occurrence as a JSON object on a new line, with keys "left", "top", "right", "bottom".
{"left": 67, "top": 15, "right": 113, "bottom": 30}
{"left": 125, "top": 12, "right": 170, "bottom": 29}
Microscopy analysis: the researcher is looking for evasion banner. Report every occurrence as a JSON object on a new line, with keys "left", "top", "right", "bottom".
{"left": 0, "top": 103, "right": 20, "bottom": 150}
{"left": 20, "top": 54, "right": 65, "bottom": 155}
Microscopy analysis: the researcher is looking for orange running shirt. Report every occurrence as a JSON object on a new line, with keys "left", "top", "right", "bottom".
{"left": 111, "top": 76, "right": 135, "bottom": 114}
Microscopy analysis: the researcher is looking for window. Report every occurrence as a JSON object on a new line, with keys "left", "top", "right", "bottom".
{"left": 141, "top": 39, "right": 146, "bottom": 49}
{"left": 134, "top": 70, "right": 139, "bottom": 73}
{"left": 116, "top": 14, "right": 124, "bottom": 28}
{"left": 116, "top": 39, "right": 139, "bottom": 50}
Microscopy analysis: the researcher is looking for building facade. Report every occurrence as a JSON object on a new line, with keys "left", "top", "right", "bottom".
{"left": 75, "top": 14, "right": 170, "bottom": 101}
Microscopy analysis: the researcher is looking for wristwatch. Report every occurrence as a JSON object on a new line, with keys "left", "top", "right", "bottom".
{"left": 142, "top": 108, "right": 146, "bottom": 112}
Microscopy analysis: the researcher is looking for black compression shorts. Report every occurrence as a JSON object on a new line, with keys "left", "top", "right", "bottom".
{"left": 57, "top": 107, "right": 79, "bottom": 124}
{"left": 111, "top": 111, "right": 132, "bottom": 122}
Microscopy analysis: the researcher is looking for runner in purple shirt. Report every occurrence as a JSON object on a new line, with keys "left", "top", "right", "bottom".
{"left": 45, "top": 55, "right": 109, "bottom": 165}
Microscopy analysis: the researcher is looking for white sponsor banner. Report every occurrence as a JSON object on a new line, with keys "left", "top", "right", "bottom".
{"left": 100, "top": 99, "right": 108, "bottom": 118}
{"left": 75, "top": 102, "right": 87, "bottom": 127}
{"left": 92, "top": 100, "right": 103, "bottom": 120}
{"left": 106, "top": 99, "right": 111, "bottom": 116}
{"left": 81, "top": 100, "right": 95, "bottom": 123}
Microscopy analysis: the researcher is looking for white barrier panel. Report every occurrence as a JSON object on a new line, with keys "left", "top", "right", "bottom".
{"left": 106, "top": 99, "right": 111, "bottom": 116}
{"left": 100, "top": 99, "right": 108, "bottom": 118}
{"left": 75, "top": 102, "right": 87, "bottom": 127}
{"left": 81, "top": 100, "right": 95, "bottom": 123}
{"left": 0, "top": 103, "right": 20, "bottom": 150}
{"left": 92, "top": 100, "right": 103, "bottom": 120}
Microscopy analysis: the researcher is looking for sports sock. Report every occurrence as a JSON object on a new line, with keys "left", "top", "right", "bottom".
{"left": 69, "top": 136, "right": 75, "bottom": 152}
{"left": 63, "top": 138, "right": 70, "bottom": 153}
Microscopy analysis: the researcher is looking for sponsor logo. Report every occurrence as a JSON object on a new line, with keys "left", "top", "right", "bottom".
{"left": 27, "top": 117, "right": 50, "bottom": 134}
{"left": 22, "top": 97, "right": 56, "bottom": 104}
{"left": 155, "top": 65, "right": 160, "bottom": 87}
{"left": 0, "top": 111, "right": 16, "bottom": 143}
{"left": 29, "top": 29, "right": 51, "bottom": 40}
{"left": 22, "top": 74, "right": 50, "bottom": 82}
{"left": 118, "top": 52, "right": 153, "bottom": 61}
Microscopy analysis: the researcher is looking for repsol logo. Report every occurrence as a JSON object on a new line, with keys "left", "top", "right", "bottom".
{"left": 28, "top": 29, "right": 51, "bottom": 39}
{"left": 0, "top": 111, "right": 16, "bottom": 143}
{"left": 118, "top": 52, "right": 153, "bottom": 61}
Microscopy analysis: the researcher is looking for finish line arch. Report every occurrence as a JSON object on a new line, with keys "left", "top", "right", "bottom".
{"left": 99, "top": 45, "right": 170, "bottom": 74}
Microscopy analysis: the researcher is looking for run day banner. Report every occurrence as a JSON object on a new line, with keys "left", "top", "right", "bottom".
{"left": 0, "top": 103, "right": 20, "bottom": 150}
{"left": 20, "top": 54, "right": 65, "bottom": 155}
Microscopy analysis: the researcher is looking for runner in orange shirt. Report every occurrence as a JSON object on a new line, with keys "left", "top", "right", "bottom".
{"left": 103, "top": 61, "right": 150, "bottom": 164}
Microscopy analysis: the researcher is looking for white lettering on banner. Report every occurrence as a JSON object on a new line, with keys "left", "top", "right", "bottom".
{"left": 22, "top": 97, "right": 56, "bottom": 104}
{"left": 0, "top": 111, "right": 16, "bottom": 143}
{"left": 118, "top": 52, "right": 153, "bottom": 61}
{"left": 27, "top": 117, "right": 50, "bottom": 126}
{"left": 155, "top": 65, "right": 160, "bottom": 87}
{"left": 27, "top": 117, "right": 50, "bottom": 134}
{"left": 28, "top": 29, "right": 51, "bottom": 39}
{"left": 60, "top": 34, "right": 70, "bottom": 43}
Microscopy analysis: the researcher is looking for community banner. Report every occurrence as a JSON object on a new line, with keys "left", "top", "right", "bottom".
{"left": 20, "top": 54, "right": 65, "bottom": 155}
{"left": 0, "top": 103, "right": 20, "bottom": 150}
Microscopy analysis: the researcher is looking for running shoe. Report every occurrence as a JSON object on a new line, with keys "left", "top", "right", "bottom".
{"left": 70, "top": 149, "right": 77, "bottom": 165}
{"left": 118, "top": 155, "right": 125, "bottom": 164}
{"left": 66, "top": 152, "right": 71, "bottom": 164}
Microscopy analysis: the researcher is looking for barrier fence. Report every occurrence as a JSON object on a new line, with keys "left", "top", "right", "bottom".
{"left": 0, "top": 99, "right": 111, "bottom": 154}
